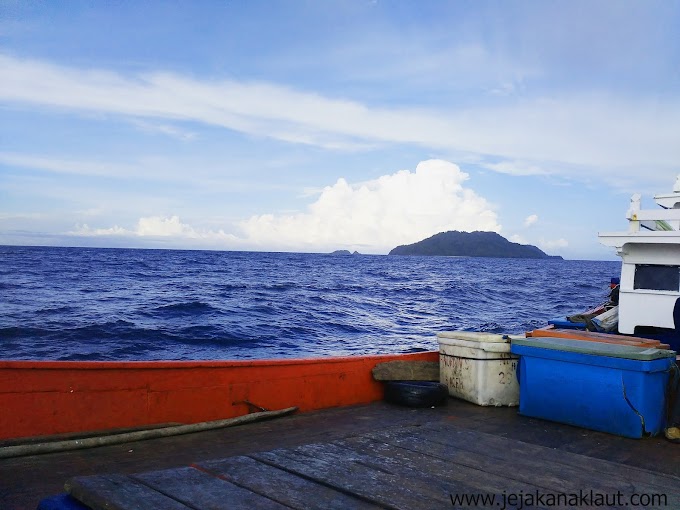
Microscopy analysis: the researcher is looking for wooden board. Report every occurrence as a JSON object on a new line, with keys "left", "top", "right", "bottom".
{"left": 419, "top": 422, "right": 680, "bottom": 491}
{"left": 251, "top": 446, "right": 456, "bottom": 509}
{"left": 527, "top": 327, "right": 669, "bottom": 349}
{"left": 134, "top": 466, "right": 287, "bottom": 509}
{"left": 10, "top": 400, "right": 680, "bottom": 510}
{"left": 274, "top": 441, "right": 552, "bottom": 509}
{"left": 196, "top": 455, "right": 379, "bottom": 509}
{"left": 66, "top": 474, "right": 191, "bottom": 510}
{"left": 63, "top": 413, "right": 680, "bottom": 510}
{"left": 357, "top": 424, "right": 680, "bottom": 501}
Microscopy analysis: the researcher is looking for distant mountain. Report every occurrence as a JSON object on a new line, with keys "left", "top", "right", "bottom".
{"left": 389, "top": 231, "right": 562, "bottom": 259}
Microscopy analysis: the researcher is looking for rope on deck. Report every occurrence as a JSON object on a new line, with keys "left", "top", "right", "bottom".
{"left": 0, "top": 407, "right": 298, "bottom": 459}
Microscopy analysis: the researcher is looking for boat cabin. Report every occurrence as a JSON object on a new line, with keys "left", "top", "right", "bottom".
{"left": 599, "top": 176, "right": 680, "bottom": 334}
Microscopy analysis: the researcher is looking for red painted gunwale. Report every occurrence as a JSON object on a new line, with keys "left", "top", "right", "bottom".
{"left": 0, "top": 351, "right": 438, "bottom": 441}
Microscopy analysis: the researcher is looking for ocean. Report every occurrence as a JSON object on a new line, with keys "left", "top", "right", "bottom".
{"left": 0, "top": 245, "right": 620, "bottom": 361}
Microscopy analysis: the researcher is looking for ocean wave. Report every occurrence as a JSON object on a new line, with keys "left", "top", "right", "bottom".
{"left": 144, "top": 301, "right": 220, "bottom": 316}
{"left": 36, "top": 306, "right": 75, "bottom": 315}
{"left": 0, "top": 247, "right": 621, "bottom": 361}
{"left": 0, "top": 282, "right": 23, "bottom": 290}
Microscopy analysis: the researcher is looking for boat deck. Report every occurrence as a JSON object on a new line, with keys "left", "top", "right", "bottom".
{"left": 2, "top": 399, "right": 679, "bottom": 509}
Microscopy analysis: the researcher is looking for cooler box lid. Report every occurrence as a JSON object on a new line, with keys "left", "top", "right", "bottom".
{"left": 437, "top": 331, "right": 509, "bottom": 343}
{"left": 437, "top": 331, "right": 519, "bottom": 354}
{"left": 511, "top": 336, "right": 676, "bottom": 361}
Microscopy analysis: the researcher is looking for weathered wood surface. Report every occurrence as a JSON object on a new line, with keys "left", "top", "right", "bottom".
{"left": 254, "top": 441, "right": 548, "bottom": 510}
{"left": 64, "top": 419, "right": 680, "bottom": 510}
{"left": 196, "top": 456, "right": 378, "bottom": 510}
{"left": 371, "top": 360, "right": 439, "bottom": 381}
{"left": 252, "top": 445, "right": 453, "bottom": 509}
{"left": 412, "top": 422, "right": 680, "bottom": 494}
{"left": 354, "top": 425, "right": 680, "bottom": 501}
{"left": 134, "top": 466, "right": 288, "bottom": 509}
{"left": 66, "top": 474, "right": 190, "bottom": 510}
{"left": 4, "top": 400, "right": 679, "bottom": 509}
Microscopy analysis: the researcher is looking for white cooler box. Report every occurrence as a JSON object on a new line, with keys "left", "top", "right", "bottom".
{"left": 437, "top": 331, "right": 520, "bottom": 406}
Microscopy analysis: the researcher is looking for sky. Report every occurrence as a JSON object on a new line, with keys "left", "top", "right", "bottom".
{"left": 1, "top": 1, "right": 679, "bottom": 260}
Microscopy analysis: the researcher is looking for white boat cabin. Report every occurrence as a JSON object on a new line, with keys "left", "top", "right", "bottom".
{"left": 599, "top": 176, "right": 680, "bottom": 334}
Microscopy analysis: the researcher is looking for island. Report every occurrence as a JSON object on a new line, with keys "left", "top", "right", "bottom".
{"left": 388, "top": 231, "right": 563, "bottom": 259}
{"left": 329, "top": 250, "right": 361, "bottom": 256}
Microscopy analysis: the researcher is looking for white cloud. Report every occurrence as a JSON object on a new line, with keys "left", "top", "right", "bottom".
{"left": 239, "top": 159, "right": 500, "bottom": 253}
{"left": 136, "top": 216, "right": 193, "bottom": 237}
{"left": 72, "top": 224, "right": 130, "bottom": 236}
{"left": 538, "top": 238, "right": 569, "bottom": 250}
{"left": 483, "top": 160, "right": 549, "bottom": 177}
{"left": 509, "top": 233, "right": 567, "bottom": 255}
{"left": 509, "top": 234, "right": 527, "bottom": 244}
{"left": 1, "top": 54, "right": 679, "bottom": 190}
{"left": 71, "top": 215, "right": 239, "bottom": 242}
{"left": 329, "top": 39, "right": 537, "bottom": 94}
{"left": 130, "top": 120, "right": 197, "bottom": 141}
{"left": 0, "top": 151, "right": 295, "bottom": 197}
{"left": 524, "top": 214, "right": 538, "bottom": 227}
{"left": 0, "top": 212, "right": 47, "bottom": 220}
{"left": 0, "top": 151, "right": 140, "bottom": 178}
{"left": 5, "top": 159, "right": 576, "bottom": 255}
{"left": 29, "top": 160, "right": 499, "bottom": 253}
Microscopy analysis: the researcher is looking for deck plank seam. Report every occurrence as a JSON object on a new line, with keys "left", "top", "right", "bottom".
{"left": 245, "top": 452, "right": 398, "bottom": 510}
{"left": 421, "top": 420, "right": 680, "bottom": 475}
{"left": 335, "top": 435, "right": 680, "bottom": 509}
{"left": 286, "top": 440, "right": 538, "bottom": 508}
{"left": 398, "top": 425, "right": 680, "bottom": 498}
{"left": 128, "top": 472, "right": 205, "bottom": 510}
{"left": 422, "top": 422, "right": 680, "bottom": 485}
{"left": 355, "top": 435, "right": 566, "bottom": 484}
{"left": 66, "top": 473, "right": 195, "bottom": 510}
{"left": 349, "top": 435, "right": 646, "bottom": 498}
{"left": 189, "top": 462, "right": 299, "bottom": 510}
{"left": 323, "top": 437, "right": 555, "bottom": 503}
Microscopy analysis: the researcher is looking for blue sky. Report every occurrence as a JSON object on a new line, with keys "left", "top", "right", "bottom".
{"left": 1, "top": 1, "right": 679, "bottom": 260}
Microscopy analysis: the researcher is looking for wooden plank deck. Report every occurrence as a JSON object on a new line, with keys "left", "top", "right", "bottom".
{"left": 2, "top": 399, "right": 679, "bottom": 509}
{"left": 65, "top": 423, "right": 680, "bottom": 510}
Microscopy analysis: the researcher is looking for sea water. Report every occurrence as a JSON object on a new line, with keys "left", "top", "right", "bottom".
{"left": 0, "top": 245, "right": 619, "bottom": 361}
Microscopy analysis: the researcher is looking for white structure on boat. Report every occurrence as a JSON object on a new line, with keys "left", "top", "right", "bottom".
{"left": 599, "top": 176, "right": 680, "bottom": 334}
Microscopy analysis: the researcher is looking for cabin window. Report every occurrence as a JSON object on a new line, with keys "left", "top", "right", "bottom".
{"left": 633, "top": 264, "right": 680, "bottom": 291}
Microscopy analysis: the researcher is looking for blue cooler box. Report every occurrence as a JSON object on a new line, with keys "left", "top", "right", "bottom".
{"left": 511, "top": 337, "right": 677, "bottom": 438}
